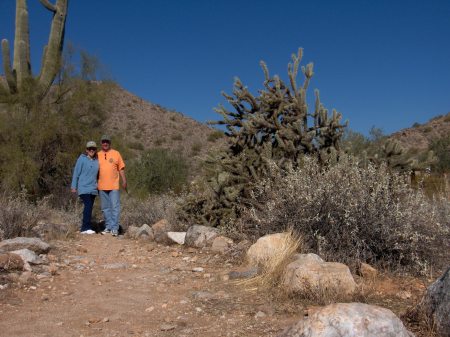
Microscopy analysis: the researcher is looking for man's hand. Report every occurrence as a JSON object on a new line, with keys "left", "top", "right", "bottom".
{"left": 122, "top": 181, "right": 127, "bottom": 190}
{"left": 71, "top": 188, "right": 77, "bottom": 193}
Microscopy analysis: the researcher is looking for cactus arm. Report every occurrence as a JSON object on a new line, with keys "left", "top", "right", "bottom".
{"left": 1, "top": 39, "right": 17, "bottom": 93}
{"left": 13, "top": 0, "right": 31, "bottom": 90}
{"left": 39, "top": 0, "right": 57, "bottom": 12}
{"left": 38, "top": 0, "right": 68, "bottom": 98}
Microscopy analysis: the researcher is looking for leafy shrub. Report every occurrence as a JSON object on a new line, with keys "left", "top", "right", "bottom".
{"left": 239, "top": 155, "right": 450, "bottom": 274}
{"left": 127, "top": 148, "right": 189, "bottom": 196}
{"left": 191, "top": 142, "right": 202, "bottom": 155}
{"left": 429, "top": 135, "right": 450, "bottom": 173}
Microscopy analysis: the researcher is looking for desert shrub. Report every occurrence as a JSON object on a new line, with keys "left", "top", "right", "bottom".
{"left": 127, "top": 148, "right": 189, "bottom": 196}
{"left": 207, "top": 130, "right": 225, "bottom": 142}
{"left": 171, "top": 134, "right": 183, "bottom": 141}
{"left": 191, "top": 142, "right": 202, "bottom": 155}
{"left": 128, "top": 141, "right": 144, "bottom": 151}
{"left": 0, "top": 193, "right": 43, "bottom": 240}
{"left": 240, "top": 155, "right": 450, "bottom": 274}
{"left": 429, "top": 135, "right": 450, "bottom": 173}
{"left": 120, "top": 194, "right": 178, "bottom": 230}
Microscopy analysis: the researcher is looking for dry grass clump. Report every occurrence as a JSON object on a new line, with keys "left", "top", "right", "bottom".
{"left": 0, "top": 193, "right": 49, "bottom": 240}
{"left": 120, "top": 194, "right": 179, "bottom": 230}
{"left": 237, "top": 230, "right": 301, "bottom": 291}
{"left": 241, "top": 155, "right": 450, "bottom": 275}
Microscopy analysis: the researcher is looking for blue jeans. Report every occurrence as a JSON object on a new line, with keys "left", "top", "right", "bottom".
{"left": 79, "top": 194, "right": 96, "bottom": 232}
{"left": 99, "top": 190, "right": 121, "bottom": 232}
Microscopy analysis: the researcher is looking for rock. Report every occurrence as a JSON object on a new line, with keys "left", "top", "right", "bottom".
{"left": 358, "top": 262, "right": 378, "bottom": 279}
{"left": 414, "top": 267, "right": 450, "bottom": 337}
{"left": 0, "top": 237, "right": 50, "bottom": 254}
{"left": 160, "top": 324, "right": 176, "bottom": 331}
{"left": 192, "top": 267, "right": 204, "bottom": 272}
{"left": 184, "top": 225, "right": 219, "bottom": 248}
{"left": 167, "top": 232, "right": 186, "bottom": 245}
{"left": 152, "top": 219, "right": 173, "bottom": 244}
{"left": 0, "top": 253, "right": 24, "bottom": 271}
{"left": 136, "top": 224, "right": 154, "bottom": 239}
{"left": 254, "top": 311, "right": 267, "bottom": 319}
{"left": 279, "top": 303, "right": 414, "bottom": 337}
{"left": 246, "top": 232, "right": 290, "bottom": 266}
{"left": 396, "top": 290, "right": 412, "bottom": 300}
{"left": 191, "top": 291, "right": 214, "bottom": 300}
{"left": 11, "top": 249, "right": 44, "bottom": 265}
{"left": 229, "top": 266, "right": 259, "bottom": 280}
{"left": 283, "top": 253, "right": 356, "bottom": 296}
{"left": 18, "top": 271, "right": 33, "bottom": 284}
{"left": 102, "top": 263, "right": 129, "bottom": 270}
{"left": 211, "top": 236, "right": 233, "bottom": 254}
{"left": 126, "top": 226, "right": 139, "bottom": 238}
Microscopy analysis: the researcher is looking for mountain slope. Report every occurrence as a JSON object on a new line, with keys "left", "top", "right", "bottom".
{"left": 390, "top": 113, "right": 450, "bottom": 151}
{"left": 103, "top": 84, "right": 225, "bottom": 156}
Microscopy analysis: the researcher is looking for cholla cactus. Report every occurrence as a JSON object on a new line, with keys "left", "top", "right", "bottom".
{"left": 1, "top": 0, "right": 68, "bottom": 100}
{"left": 181, "top": 49, "right": 348, "bottom": 227}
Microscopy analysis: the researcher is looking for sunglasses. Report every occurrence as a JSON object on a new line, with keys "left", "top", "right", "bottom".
{"left": 87, "top": 147, "right": 97, "bottom": 151}
{"left": 101, "top": 140, "right": 111, "bottom": 144}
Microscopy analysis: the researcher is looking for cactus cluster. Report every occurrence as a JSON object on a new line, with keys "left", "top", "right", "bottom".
{"left": 181, "top": 49, "right": 348, "bottom": 227}
{"left": 1, "top": 0, "right": 68, "bottom": 100}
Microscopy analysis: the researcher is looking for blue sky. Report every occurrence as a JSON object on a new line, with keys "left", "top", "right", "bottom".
{"left": 1, "top": 0, "right": 449, "bottom": 135}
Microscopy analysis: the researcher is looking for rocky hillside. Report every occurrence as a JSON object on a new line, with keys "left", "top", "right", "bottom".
{"left": 390, "top": 112, "right": 450, "bottom": 151}
{"left": 103, "top": 84, "right": 226, "bottom": 156}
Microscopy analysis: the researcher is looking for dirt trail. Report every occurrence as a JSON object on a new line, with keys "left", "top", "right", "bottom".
{"left": 0, "top": 235, "right": 298, "bottom": 337}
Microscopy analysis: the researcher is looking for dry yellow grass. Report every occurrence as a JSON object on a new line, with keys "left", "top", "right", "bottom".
{"left": 236, "top": 230, "right": 302, "bottom": 292}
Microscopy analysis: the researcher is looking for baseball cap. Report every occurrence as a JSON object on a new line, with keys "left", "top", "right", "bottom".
{"left": 101, "top": 134, "right": 111, "bottom": 142}
{"left": 86, "top": 141, "right": 97, "bottom": 148}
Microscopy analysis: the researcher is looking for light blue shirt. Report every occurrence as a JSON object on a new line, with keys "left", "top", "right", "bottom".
{"left": 71, "top": 154, "right": 99, "bottom": 195}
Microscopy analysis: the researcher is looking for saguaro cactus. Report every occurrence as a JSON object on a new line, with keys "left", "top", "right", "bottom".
{"left": 1, "top": 0, "right": 68, "bottom": 99}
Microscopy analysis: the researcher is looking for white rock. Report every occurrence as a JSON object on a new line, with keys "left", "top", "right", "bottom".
{"left": 11, "top": 249, "right": 44, "bottom": 265}
{"left": 167, "top": 232, "right": 186, "bottom": 245}
{"left": 279, "top": 303, "right": 414, "bottom": 337}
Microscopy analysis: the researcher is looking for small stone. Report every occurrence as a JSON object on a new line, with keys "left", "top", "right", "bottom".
{"left": 254, "top": 311, "right": 266, "bottom": 319}
{"left": 167, "top": 232, "right": 187, "bottom": 245}
{"left": 171, "top": 252, "right": 179, "bottom": 257}
{"left": 56, "top": 322, "right": 63, "bottom": 326}
{"left": 102, "top": 317, "right": 109, "bottom": 323}
{"left": 145, "top": 306, "right": 155, "bottom": 312}
{"left": 161, "top": 303, "right": 168, "bottom": 309}
{"left": 192, "top": 267, "right": 204, "bottom": 272}
{"left": 160, "top": 324, "right": 176, "bottom": 331}
{"left": 396, "top": 290, "right": 412, "bottom": 300}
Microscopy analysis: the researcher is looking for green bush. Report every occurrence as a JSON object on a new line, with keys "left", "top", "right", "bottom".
{"left": 430, "top": 135, "right": 450, "bottom": 173}
{"left": 127, "top": 148, "right": 189, "bottom": 196}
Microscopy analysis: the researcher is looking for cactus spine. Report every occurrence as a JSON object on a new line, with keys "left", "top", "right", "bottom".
{"left": 1, "top": 0, "right": 68, "bottom": 99}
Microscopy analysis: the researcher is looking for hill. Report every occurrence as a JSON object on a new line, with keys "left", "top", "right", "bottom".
{"left": 101, "top": 84, "right": 225, "bottom": 157}
{"left": 390, "top": 112, "right": 450, "bottom": 151}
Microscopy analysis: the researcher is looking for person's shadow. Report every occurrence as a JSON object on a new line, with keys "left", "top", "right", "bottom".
{"left": 91, "top": 220, "right": 124, "bottom": 235}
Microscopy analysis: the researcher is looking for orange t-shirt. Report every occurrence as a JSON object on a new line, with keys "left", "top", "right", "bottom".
{"left": 98, "top": 149, "right": 125, "bottom": 190}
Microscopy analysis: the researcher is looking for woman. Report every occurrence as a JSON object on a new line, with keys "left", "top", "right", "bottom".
{"left": 71, "top": 141, "right": 99, "bottom": 234}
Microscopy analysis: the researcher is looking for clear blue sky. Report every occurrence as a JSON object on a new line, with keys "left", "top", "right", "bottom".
{"left": 1, "top": 0, "right": 449, "bottom": 135}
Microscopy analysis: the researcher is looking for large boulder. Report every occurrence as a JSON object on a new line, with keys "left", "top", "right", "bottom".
{"left": 184, "top": 225, "right": 219, "bottom": 248}
{"left": 279, "top": 303, "right": 414, "bottom": 337}
{"left": 0, "top": 253, "right": 24, "bottom": 271}
{"left": 246, "top": 232, "right": 291, "bottom": 266}
{"left": 283, "top": 253, "right": 356, "bottom": 296}
{"left": 415, "top": 267, "right": 450, "bottom": 337}
{"left": 152, "top": 219, "right": 173, "bottom": 244}
{"left": 0, "top": 237, "right": 50, "bottom": 254}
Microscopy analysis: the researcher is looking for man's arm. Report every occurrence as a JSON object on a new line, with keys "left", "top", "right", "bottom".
{"left": 119, "top": 169, "right": 127, "bottom": 190}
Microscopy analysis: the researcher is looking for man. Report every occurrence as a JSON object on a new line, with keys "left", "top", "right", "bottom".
{"left": 98, "top": 135, "right": 127, "bottom": 236}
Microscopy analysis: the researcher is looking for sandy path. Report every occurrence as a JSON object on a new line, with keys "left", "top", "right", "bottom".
{"left": 0, "top": 235, "right": 294, "bottom": 337}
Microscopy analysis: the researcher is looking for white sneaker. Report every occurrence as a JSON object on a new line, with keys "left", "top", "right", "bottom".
{"left": 81, "top": 229, "right": 95, "bottom": 234}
